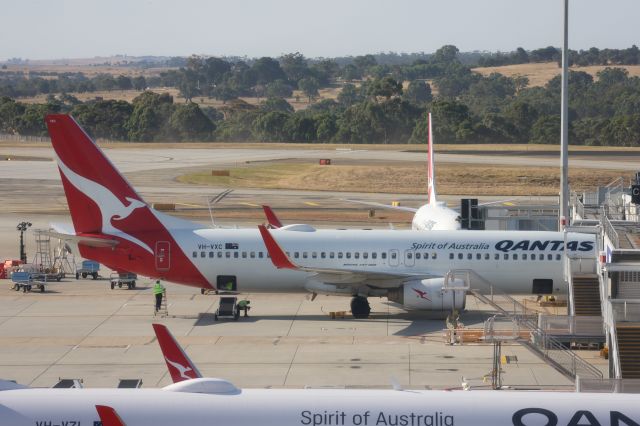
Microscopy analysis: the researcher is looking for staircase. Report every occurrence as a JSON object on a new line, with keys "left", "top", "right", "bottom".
{"left": 573, "top": 275, "right": 602, "bottom": 316}
{"left": 616, "top": 323, "right": 640, "bottom": 378}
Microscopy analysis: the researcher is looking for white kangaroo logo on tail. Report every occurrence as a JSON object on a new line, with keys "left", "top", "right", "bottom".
{"left": 56, "top": 156, "right": 153, "bottom": 254}
{"left": 164, "top": 357, "right": 194, "bottom": 380}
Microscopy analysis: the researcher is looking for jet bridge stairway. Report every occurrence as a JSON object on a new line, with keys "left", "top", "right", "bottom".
{"left": 616, "top": 323, "right": 640, "bottom": 378}
{"left": 572, "top": 275, "right": 602, "bottom": 316}
{"left": 445, "top": 270, "right": 603, "bottom": 381}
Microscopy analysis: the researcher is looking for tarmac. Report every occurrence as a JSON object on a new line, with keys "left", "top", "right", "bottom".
{"left": 0, "top": 143, "right": 611, "bottom": 391}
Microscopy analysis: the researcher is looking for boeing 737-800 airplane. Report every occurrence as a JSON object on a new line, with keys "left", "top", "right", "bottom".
{"left": 1, "top": 324, "right": 638, "bottom": 426}
{"left": 45, "top": 115, "right": 595, "bottom": 318}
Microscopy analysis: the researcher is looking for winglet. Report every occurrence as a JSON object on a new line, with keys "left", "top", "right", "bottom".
{"left": 96, "top": 405, "right": 126, "bottom": 426}
{"left": 262, "top": 205, "right": 283, "bottom": 229}
{"left": 152, "top": 324, "right": 202, "bottom": 383}
{"left": 427, "top": 112, "right": 437, "bottom": 206}
{"left": 258, "top": 225, "right": 298, "bottom": 270}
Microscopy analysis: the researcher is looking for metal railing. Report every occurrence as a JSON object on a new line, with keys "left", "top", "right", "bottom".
{"left": 577, "top": 378, "right": 640, "bottom": 393}
{"left": 449, "top": 269, "right": 603, "bottom": 380}
{"left": 610, "top": 299, "right": 640, "bottom": 322}
{"left": 602, "top": 209, "right": 620, "bottom": 249}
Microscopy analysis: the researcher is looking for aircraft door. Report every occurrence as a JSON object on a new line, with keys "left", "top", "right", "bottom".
{"left": 217, "top": 275, "right": 237, "bottom": 292}
{"left": 155, "top": 241, "right": 170, "bottom": 271}
{"left": 389, "top": 249, "right": 399, "bottom": 267}
{"left": 404, "top": 249, "right": 415, "bottom": 267}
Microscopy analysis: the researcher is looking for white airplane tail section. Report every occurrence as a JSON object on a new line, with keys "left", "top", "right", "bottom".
{"left": 427, "top": 112, "right": 436, "bottom": 206}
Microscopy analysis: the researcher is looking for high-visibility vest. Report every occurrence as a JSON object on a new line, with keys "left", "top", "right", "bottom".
{"left": 153, "top": 283, "right": 164, "bottom": 295}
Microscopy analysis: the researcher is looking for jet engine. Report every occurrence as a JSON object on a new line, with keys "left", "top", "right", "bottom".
{"left": 387, "top": 278, "right": 466, "bottom": 312}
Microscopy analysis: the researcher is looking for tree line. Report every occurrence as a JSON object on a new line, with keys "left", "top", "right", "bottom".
{"left": 1, "top": 45, "right": 639, "bottom": 145}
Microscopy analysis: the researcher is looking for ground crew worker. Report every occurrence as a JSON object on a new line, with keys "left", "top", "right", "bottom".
{"left": 153, "top": 280, "right": 165, "bottom": 312}
{"left": 236, "top": 299, "right": 250, "bottom": 317}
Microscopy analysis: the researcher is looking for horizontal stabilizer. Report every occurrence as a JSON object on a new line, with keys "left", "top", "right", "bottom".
{"left": 41, "top": 230, "right": 119, "bottom": 248}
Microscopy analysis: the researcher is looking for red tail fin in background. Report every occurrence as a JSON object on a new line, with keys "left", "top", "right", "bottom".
{"left": 152, "top": 323, "right": 201, "bottom": 383}
{"left": 427, "top": 112, "right": 437, "bottom": 206}
{"left": 46, "top": 115, "right": 145, "bottom": 235}
{"left": 262, "top": 205, "right": 283, "bottom": 228}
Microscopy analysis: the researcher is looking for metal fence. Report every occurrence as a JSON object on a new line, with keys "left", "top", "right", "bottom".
{"left": 611, "top": 299, "right": 640, "bottom": 322}
{"left": 577, "top": 378, "right": 640, "bottom": 393}
{"left": 0, "top": 133, "right": 50, "bottom": 143}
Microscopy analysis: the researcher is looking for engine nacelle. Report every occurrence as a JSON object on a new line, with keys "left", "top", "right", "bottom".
{"left": 387, "top": 278, "right": 466, "bottom": 312}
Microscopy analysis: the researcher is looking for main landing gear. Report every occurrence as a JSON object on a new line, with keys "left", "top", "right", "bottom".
{"left": 350, "top": 296, "right": 371, "bottom": 319}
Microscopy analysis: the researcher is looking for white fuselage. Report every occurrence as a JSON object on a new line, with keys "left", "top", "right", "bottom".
{"left": 412, "top": 202, "right": 461, "bottom": 231}
{"left": 1, "top": 386, "right": 638, "bottom": 426}
{"left": 177, "top": 227, "right": 595, "bottom": 295}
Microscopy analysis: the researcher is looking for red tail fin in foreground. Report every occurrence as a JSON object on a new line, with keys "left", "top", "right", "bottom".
{"left": 153, "top": 323, "right": 201, "bottom": 382}
{"left": 95, "top": 405, "right": 127, "bottom": 426}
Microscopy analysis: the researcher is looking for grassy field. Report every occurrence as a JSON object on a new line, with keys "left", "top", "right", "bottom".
{"left": 177, "top": 162, "right": 633, "bottom": 196}
{"left": 472, "top": 62, "right": 640, "bottom": 87}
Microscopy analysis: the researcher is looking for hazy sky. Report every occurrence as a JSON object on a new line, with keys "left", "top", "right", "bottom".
{"left": 2, "top": 0, "right": 638, "bottom": 60}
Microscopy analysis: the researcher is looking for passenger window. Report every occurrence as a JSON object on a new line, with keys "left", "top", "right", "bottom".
{"left": 476, "top": 253, "right": 481, "bottom": 260}
{"left": 330, "top": 252, "right": 335, "bottom": 259}
{"left": 503, "top": 253, "right": 509, "bottom": 260}
{"left": 494, "top": 253, "right": 500, "bottom": 260}
{"left": 259, "top": 252, "right": 264, "bottom": 259}
{"left": 217, "top": 252, "right": 223, "bottom": 258}
{"left": 467, "top": 253, "right": 472, "bottom": 260}
{"left": 432, "top": 253, "right": 437, "bottom": 259}
{"left": 209, "top": 252, "right": 214, "bottom": 258}
{"left": 355, "top": 252, "right": 360, "bottom": 259}
{"left": 522, "top": 254, "right": 527, "bottom": 260}
{"left": 303, "top": 252, "right": 308, "bottom": 259}
{"left": 458, "top": 253, "right": 463, "bottom": 260}
{"left": 312, "top": 252, "right": 317, "bottom": 259}
{"left": 338, "top": 252, "right": 343, "bottom": 259}
{"left": 513, "top": 254, "right": 518, "bottom": 260}
{"left": 416, "top": 253, "right": 421, "bottom": 260}
{"left": 201, "top": 251, "right": 206, "bottom": 258}
{"left": 450, "top": 253, "right": 454, "bottom": 260}
{"left": 346, "top": 253, "right": 351, "bottom": 259}
{"left": 556, "top": 254, "right": 561, "bottom": 261}
{"left": 531, "top": 254, "right": 536, "bottom": 260}
{"left": 540, "top": 255, "right": 545, "bottom": 261}
{"left": 391, "top": 252, "right": 397, "bottom": 259}
{"left": 192, "top": 251, "right": 197, "bottom": 258}
{"left": 250, "top": 252, "right": 255, "bottom": 258}
{"left": 233, "top": 252, "right": 238, "bottom": 259}
{"left": 225, "top": 252, "right": 230, "bottom": 258}
{"left": 363, "top": 252, "right": 368, "bottom": 259}
{"left": 547, "top": 254, "right": 552, "bottom": 261}
{"left": 484, "top": 253, "right": 489, "bottom": 260}
{"left": 242, "top": 252, "right": 247, "bottom": 259}
{"left": 407, "top": 253, "right": 412, "bottom": 259}
{"left": 372, "top": 253, "right": 377, "bottom": 259}
{"left": 321, "top": 252, "right": 326, "bottom": 259}
{"left": 294, "top": 252, "right": 299, "bottom": 259}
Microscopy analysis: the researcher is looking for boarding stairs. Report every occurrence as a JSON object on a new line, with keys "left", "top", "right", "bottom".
{"left": 572, "top": 275, "right": 602, "bottom": 316}
{"left": 616, "top": 323, "right": 640, "bottom": 378}
{"left": 445, "top": 269, "right": 603, "bottom": 380}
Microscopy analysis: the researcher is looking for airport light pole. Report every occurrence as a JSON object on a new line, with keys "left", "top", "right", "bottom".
{"left": 16, "top": 221, "right": 32, "bottom": 263}
{"left": 560, "top": 0, "right": 570, "bottom": 229}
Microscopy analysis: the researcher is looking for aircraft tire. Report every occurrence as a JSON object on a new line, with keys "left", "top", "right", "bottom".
{"left": 350, "top": 296, "right": 371, "bottom": 319}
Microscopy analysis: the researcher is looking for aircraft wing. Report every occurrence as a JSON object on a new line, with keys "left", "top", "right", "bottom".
{"left": 342, "top": 199, "right": 418, "bottom": 213}
{"left": 258, "top": 225, "right": 435, "bottom": 286}
{"left": 96, "top": 405, "right": 127, "bottom": 426}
